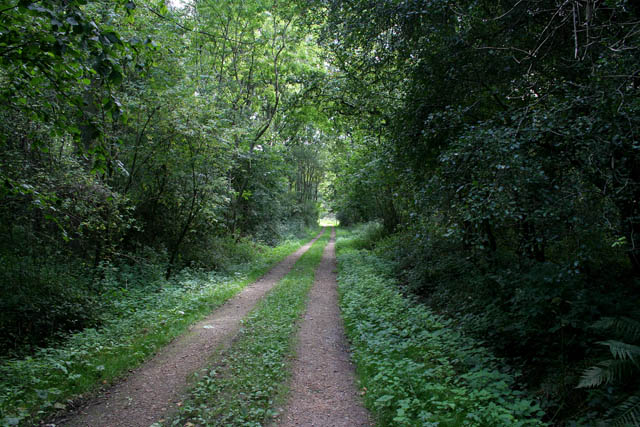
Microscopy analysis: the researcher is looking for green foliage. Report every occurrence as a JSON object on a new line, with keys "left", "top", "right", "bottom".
{"left": 0, "top": 0, "right": 135, "bottom": 161}
{"left": 0, "top": 232, "right": 314, "bottom": 426}
{"left": 327, "top": 132, "right": 403, "bottom": 231}
{"left": 0, "top": 147, "right": 134, "bottom": 352}
{"left": 336, "top": 229, "right": 546, "bottom": 426}
{"left": 317, "top": 0, "right": 640, "bottom": 422}
{"left": 339, "top": 222, "right": 385, "bottom": 250}
{"left": 0, "top": 0, "right": 329, "bottom": 358}
{"left": 607, "top": 395, "right": 640, "bottom": 427}
{"left": 170, "top": 232, "right": 330, "bottom": 426}
{"left": 0, "top": 252, "right": 97, "bottom": 355}
{"left": 374, "top": 224, "right": 639, "bottom": 421}
{"left": 578, "top": 316, "right": 640, "bottom": 426}
{"left": 5, "top": 0, "right": 639, "bottom": 424}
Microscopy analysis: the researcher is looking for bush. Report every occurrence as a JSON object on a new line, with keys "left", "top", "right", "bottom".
{"left": 340, "top": 222, "right": 385, "bottom": 250}
{"left": 372, "top": 225, "right": 640, "bottom": 422}
{"left": 253, "top": 216, "right": 311, "bottom": 246}
{"left": 180, "top": 235, "right": 257, "bottom": 272}
{"left": 0, "top": 252, "right": 97, "bottom": 356}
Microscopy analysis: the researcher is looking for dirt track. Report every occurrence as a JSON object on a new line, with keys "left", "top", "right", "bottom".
{"left": 277, "top": 228, "right": 372, "bottom": 427}
{"left": 60, "top": 230, "right": 324, "bottom": 427}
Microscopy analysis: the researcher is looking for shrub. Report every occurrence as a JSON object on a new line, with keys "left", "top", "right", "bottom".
{"left": 0, "top": 252, "right": 97, "bottom": 356}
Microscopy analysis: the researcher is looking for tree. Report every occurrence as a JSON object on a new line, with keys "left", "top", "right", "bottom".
{"left": 317, "top": 0, "right": 640, "bottom": 422}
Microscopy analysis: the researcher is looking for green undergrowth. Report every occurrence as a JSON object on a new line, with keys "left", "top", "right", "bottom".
{"left": 336, "top": 227, "right": 546, "bottom": 426}
{"left": 0, "top": 229, "right": 320, "bottom": 427}
{"left": 168, "top": 231, "right": 331, "bottom": 426}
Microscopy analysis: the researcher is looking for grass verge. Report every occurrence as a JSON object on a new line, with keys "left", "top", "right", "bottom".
{"left": 335, "top": 227, "right": 546, "bottom": 426}
{"left": 167, "top": 231, "right": 331, "bottom": 426}
{"left": 0, "top": 228, "right": 320, "bottom": 427}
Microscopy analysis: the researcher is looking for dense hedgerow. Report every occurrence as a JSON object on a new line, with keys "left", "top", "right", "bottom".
{"left": 336, "top": 228, "right": 546, "bottom": 426}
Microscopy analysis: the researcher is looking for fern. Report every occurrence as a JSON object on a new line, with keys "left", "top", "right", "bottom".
{"left": 578, "top": 316, "right": 640, "bottom": 424}
{"left": 607, "top": 394, "right": 640, "bottom": 427}
{"left": 578, "top": 359, "right": 634, "bottom": 388}
{"left": 599, "top": 340, "right": 640, "bottom": 363}
{"left": 593, "top": 317, "right": 640, "bottom": 342}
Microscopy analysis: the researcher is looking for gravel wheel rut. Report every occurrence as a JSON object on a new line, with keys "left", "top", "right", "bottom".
{"left": 60, "top": 230, "right": 325, "bottom": 427}
{"left": 277, "top": 228, "right": 372, "bottom": 427}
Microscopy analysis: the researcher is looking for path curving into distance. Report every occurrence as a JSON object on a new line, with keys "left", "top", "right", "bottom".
{"left": 61, "top": 229, "right": 325, "bottom": 427}
{"left": 277, "top": 228, "right": 372, "bottom": 427}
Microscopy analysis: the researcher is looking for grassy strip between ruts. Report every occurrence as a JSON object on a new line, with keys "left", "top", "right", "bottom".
{"left": 0, "top": 229, "right": 320, "bottom": 427}
{"left": 166, "top": 231, "right": 331, "bottom": 427}
{"left": 335, "top": 227, "right": 547, "bottom": 427}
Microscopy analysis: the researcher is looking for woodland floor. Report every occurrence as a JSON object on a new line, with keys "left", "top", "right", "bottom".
{"left": 57, "top": 228, "right": 370, "bottom": 426}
